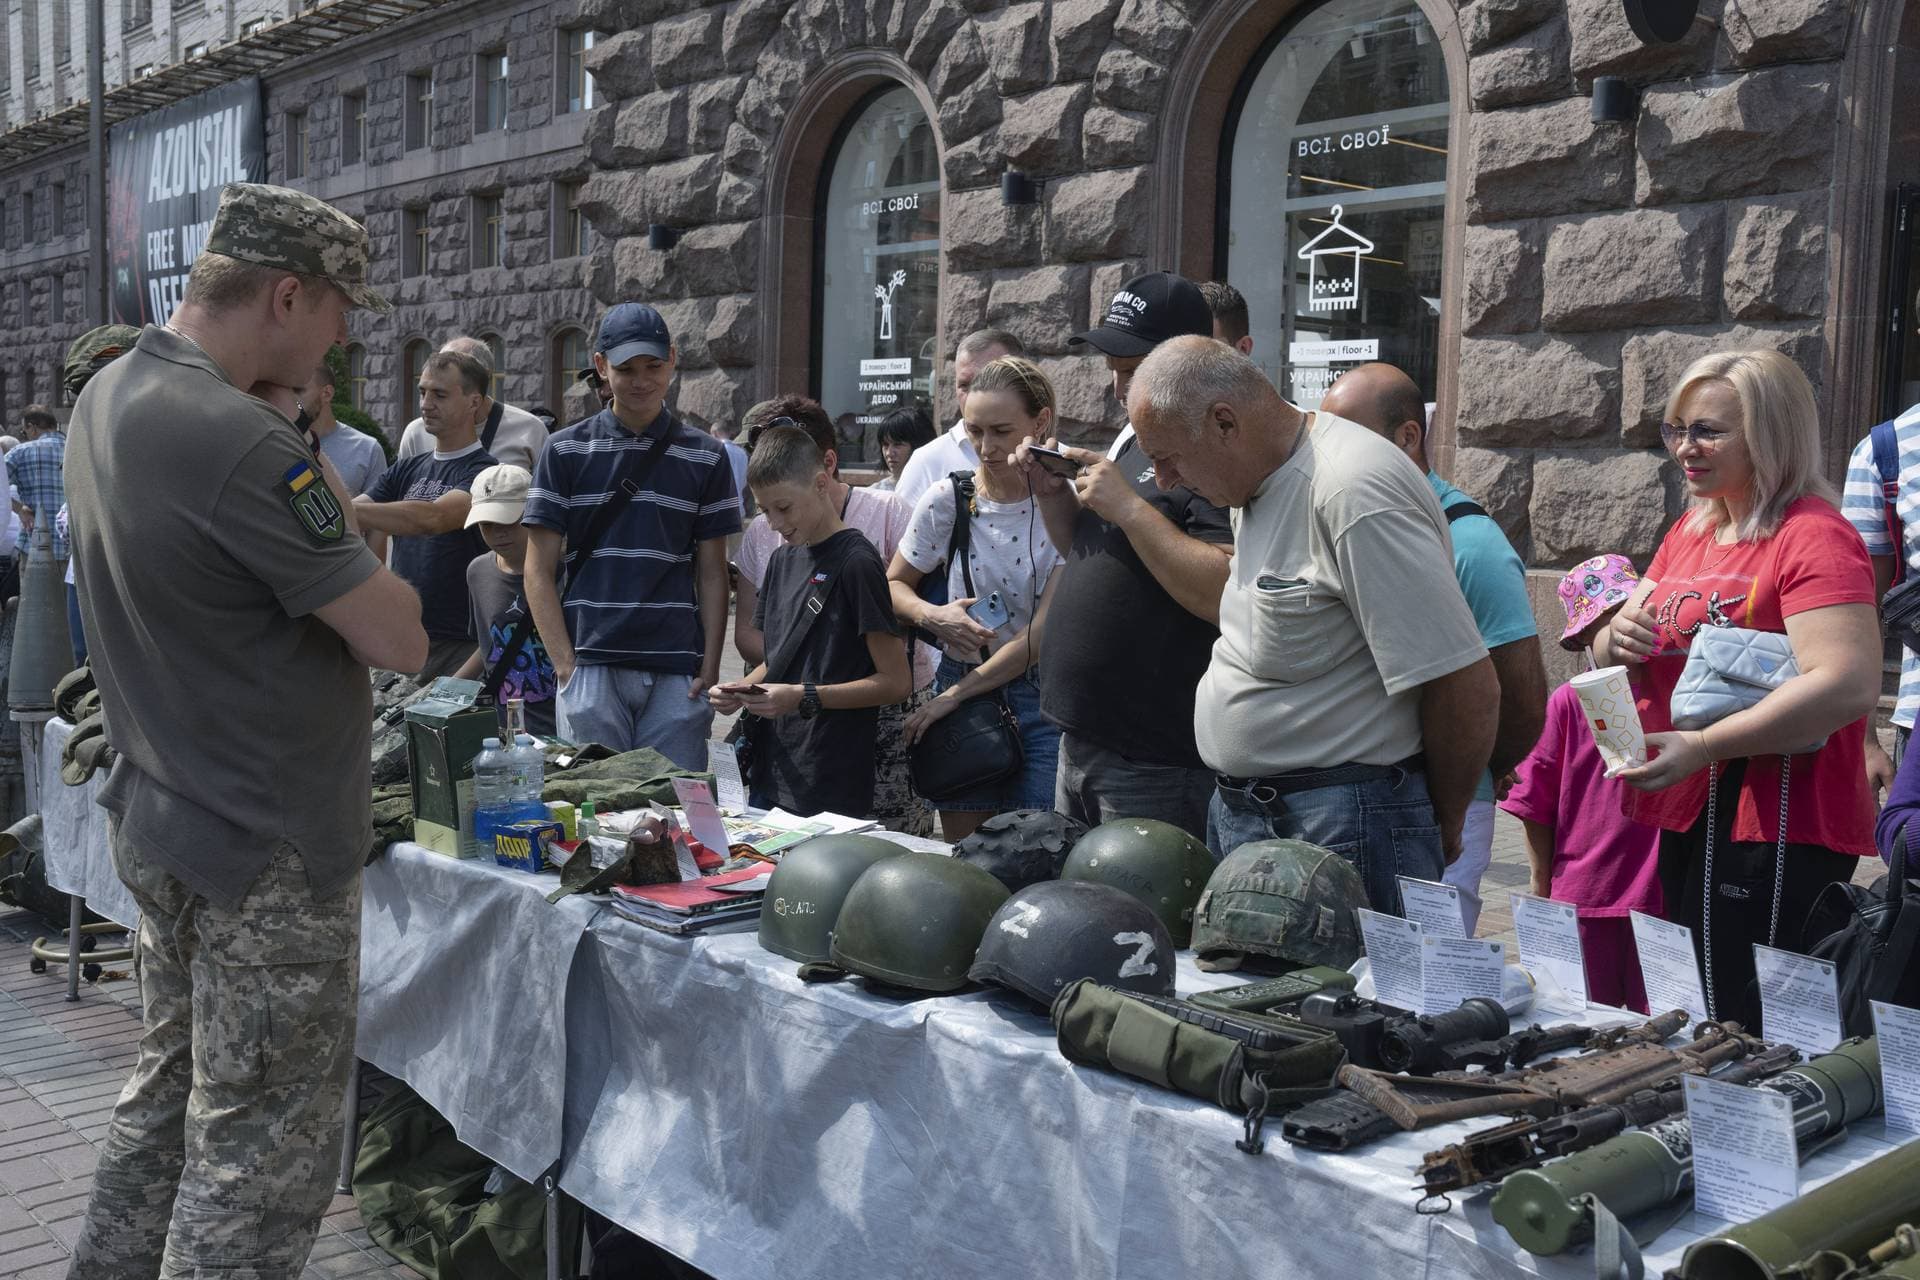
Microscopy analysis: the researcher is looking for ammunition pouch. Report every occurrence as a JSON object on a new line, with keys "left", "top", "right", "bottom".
{"left": 1050, "top": 979, "right": 1345, "bottom": 1153}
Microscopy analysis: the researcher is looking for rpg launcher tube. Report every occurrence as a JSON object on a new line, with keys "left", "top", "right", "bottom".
{"left": 1674, "top": 1137, "right": 1920, "bottom": 1280}
{"left": 1492, "top": 1037, "right": 1881, "bottom": 1258}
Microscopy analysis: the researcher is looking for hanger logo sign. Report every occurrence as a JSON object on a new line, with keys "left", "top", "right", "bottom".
{"left": 1297, "top": 204, "right": 1375, "bottom": 313}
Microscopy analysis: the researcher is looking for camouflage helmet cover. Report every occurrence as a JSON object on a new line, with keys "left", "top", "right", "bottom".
{"left": 1189, "top": 839, "right": 1367, "bottom": 973}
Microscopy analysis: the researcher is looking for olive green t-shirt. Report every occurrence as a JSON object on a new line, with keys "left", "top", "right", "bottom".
{"left": 66, "top": 325, "right": 381, "bottom": 907}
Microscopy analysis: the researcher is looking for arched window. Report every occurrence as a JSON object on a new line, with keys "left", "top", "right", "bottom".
{"left": 344, "top": 343, "right": 368, "bottom": 411}
{"left": 1224, "top": 0, "right": 1447, "bottom": 408}
{"left": 815, "top": 84, "right": 940, "bottom": 466}
{"left": 550, "top": 326, "right": 590, "bottom": 418}
{"left": 478, "top": 330, "right": 507, "bottom": 401}
{"left": 401, "top": 337, "right": 431, "bottom": 420}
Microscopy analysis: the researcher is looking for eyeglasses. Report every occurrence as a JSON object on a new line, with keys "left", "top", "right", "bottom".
{"left": 1658, "top": 420, "right": 1734, "bottom": 450}
{"left": 745, "top": 416, "right": 801, "bottom": 453}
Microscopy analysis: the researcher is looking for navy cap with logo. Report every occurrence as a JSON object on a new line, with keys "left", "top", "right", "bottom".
{"left": 1070, "top": 272, "right": 1215, "bottom": 358}
{"left": 596, "top": 303, "right": 673, "bottom": 366}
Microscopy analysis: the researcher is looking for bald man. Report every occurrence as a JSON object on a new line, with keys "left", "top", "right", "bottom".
{"left": 1128, "top": 336, "right": 1498, "bottom": 917}
{"left": 1322, "top": 363, "right": 1546, "bottom": 933}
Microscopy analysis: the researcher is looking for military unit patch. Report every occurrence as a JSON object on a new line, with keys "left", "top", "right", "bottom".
{"left": 283, "top": 459, "right": 344, "bottom": 544}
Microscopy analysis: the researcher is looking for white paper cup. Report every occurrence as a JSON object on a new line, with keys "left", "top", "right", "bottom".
{"left": 1568, "top": 665, "right": 1646, "bottom": 773}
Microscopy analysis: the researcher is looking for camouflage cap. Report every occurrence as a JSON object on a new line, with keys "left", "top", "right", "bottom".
{"left": 63, "top": 324, "right": 142, "bottom": 395}
{"left": 203, "top": 182, "right": 391, "bottom": 313}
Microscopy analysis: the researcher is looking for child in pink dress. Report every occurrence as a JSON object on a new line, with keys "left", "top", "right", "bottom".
{"left": 1499, "top": 555, "right": 1664, "bottom": 1012}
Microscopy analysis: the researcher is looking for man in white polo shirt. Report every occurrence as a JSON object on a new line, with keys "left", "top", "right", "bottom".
{"left": 1128, "top": 336, "right": 1499, "bottom": 916}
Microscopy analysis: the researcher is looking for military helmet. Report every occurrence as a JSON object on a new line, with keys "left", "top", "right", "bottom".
{"left": 829, "top": 852, "right": 1011, "bottom": 993}
{"left": 968, "top": 879, "right": 1175, "bottom": 1009}
{"left": 1059, "top": 818, "right": 1215, "bottom": 948}
{"left": 758, "top": 834, "right": 905, "bottom": 966}
{"left": 1190, "top": 839, "right": 1367, "bottom": 973}
{"left": 953, "top": 809, "right": 1089, "bottom": 891}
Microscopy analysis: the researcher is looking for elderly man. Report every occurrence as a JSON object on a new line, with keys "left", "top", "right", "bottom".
{"left": 65, "top": 182, "right": 424, "bottom": 1278}
{"left": 356, "top": 350, "right": 497, "bottom": 679}
{"left": 1128, "top": 336, "right": 1498, "bottom": 915}
{"left": 395, "top": 335, "right": 547, "bottom": 471}
{"left": 1321, "top": 362, "right": 1546, "bottom": 933}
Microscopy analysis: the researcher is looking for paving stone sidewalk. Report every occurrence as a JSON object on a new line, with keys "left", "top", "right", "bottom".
{"left": 0, "top": 908, "right": 419, "bottom": 1280}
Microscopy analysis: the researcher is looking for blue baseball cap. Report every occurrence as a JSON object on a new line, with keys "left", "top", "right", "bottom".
{"left": 596, "top": 303, "right": 673, "bottom": 366}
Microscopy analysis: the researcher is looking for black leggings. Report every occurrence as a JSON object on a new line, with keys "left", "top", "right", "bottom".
{"left": 1656, "top": 760, "right": 1857, "bottom": 1031}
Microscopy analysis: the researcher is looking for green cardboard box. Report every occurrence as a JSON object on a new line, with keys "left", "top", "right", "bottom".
{"left": 405, "top": 678, "right": 494, "bottom": 858}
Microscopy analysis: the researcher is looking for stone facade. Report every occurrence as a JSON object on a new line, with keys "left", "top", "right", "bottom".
{"left": 0, "top": 0, "right": 603, "bottom": 438}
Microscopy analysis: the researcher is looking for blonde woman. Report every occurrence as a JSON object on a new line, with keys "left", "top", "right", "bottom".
{"left": 888, "top": 357, "right": 1065, "bottom": 840}
{"left": 1598, "top": 350, "right": 1881, "bottom": 1026}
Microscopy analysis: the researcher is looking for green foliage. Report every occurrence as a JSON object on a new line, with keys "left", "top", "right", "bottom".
{"left": 325, "top": 344, "right": 394, "bottom": 462}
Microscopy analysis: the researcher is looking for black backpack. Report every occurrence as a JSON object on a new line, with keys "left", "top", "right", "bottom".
{"left": 1802, "top": 825, "right": 1920, "bottom": 1037}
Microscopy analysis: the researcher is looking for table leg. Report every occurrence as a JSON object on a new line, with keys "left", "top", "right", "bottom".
{"left": 336, "top": 1058, "right": 361, "bottom": 1195}
{"left": 543, "top": 1164, "right": 561, "bottom": 1280}
{"left": 65, "top": 893, "right": 81, "bottom": 1002}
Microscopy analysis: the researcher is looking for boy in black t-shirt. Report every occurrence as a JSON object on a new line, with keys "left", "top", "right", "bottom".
{"left": 709, "top": 427, "right": 908, "bottom": 817}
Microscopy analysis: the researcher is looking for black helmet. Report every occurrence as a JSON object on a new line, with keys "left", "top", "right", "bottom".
{"left": 829, "top": 852, "right": 1011, "bottom": 992}
{"left": 1060, "top": 817, "right": 1215, "bottom": 947}
{"left": 953, "top": 809, "right": 1089, "bottom": 891}
{"left": 968, "top": 879, "right": 1175, "bottom": 1009}
{"left": 757, "top": 834, "right": 904, "bottom": 966}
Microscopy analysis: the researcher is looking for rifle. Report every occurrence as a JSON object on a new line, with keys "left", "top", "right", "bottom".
{"left": 1415, "top": 1040, "right": 1799, "bottom": 1199}
{"left": 1282, "top": 1010, "right": 1693, "bottom": 1153}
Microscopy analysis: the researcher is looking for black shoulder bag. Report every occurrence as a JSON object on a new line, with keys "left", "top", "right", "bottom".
{"left": 481, "top": 428, "right": 673, "bottom": 707}
{"left": 907, "top": 473, "right": 1025, "bottom": 804}
{"left": 735, "top": 567, "right": 844, "bottom": 792}
{"left": 1803, "top": 824, "right": 1920, "bottom": 1036}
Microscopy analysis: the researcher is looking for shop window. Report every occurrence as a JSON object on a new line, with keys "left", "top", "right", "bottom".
{"left": 814, "top": 84, "right": 940, "bottom": 466}
{"left": 1223, "top": 0, "right": 1448, "bottom": 408}
{"left": 402, "top": 338, "right": 430, "bottom": 413}
{"left": 345, "top": 342, "right": 368, "bottom": 411}
{"left": 550, "top": 326, "right": 589, "bottom": 417}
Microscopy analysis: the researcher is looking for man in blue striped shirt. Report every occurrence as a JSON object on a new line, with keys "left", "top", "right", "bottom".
{"left": 522, "top": 304, "right": 741, "bottom": 764}
{"left": 1842, "top": 396, "right": 1920, "bottom": 792}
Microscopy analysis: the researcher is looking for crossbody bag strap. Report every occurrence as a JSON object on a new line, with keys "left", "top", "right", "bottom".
{"left": 561, "top": 427, "right": 674, "bottom": 599}
{"left": 480, "top": 400, "right": 506, "bottom": 454}
{"left": 763, "top": 569, "right": 842, "bottom": 686}
{"left": 479, "top": 597, "right": 536, "bottom": 703}
{"left": 948, "top": 472, "right": 985, "bottom": 664}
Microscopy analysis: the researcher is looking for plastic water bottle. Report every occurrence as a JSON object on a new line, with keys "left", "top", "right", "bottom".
{"left": 511, "top": 733, "right": 546, "bottom": 820}
{"left": 470, "top": 737, "right": 512, "bottom": 857}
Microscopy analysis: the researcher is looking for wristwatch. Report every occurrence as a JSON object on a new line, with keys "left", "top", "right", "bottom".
{"left": 798, "top": 682, "right": 821, "bottom": 718}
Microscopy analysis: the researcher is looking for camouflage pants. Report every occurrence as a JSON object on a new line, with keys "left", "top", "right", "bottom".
{"left": 873, "top": 689, "right": 933, "bottom": 837}
{"left": 69, "top": 833, "right": 360, "bottom": 1279}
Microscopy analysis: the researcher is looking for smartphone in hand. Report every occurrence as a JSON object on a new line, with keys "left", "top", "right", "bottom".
{"left": 1027, "top": 445, "right": 1082, "bottom": 479}
{"left": 966, "top": 592, "right": 1010, "bottom": 631}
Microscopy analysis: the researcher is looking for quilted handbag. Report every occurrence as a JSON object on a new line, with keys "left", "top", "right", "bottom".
{"left": 1670, "top": 625, "right": 1825, "bottom": 754}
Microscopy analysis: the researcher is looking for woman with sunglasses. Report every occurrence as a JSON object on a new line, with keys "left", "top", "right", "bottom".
{"left": 1595, "top": 350, "right": 1881, "bottom": 1027}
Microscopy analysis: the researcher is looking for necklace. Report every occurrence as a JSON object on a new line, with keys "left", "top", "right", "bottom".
{"left": 1697, "top": 527, "right": 1743, "bottom": 576}
{"left": 163, "top": 320, "right": 209, "bottom": 358}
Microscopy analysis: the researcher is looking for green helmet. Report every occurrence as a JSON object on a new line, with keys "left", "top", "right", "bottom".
{"left": 1060, "top": 818, "right": 1215, "bottom": 948}
{"left": 757, "top": 835, "right": 905, "bottom": 966}
{"left": 1189, "top": 839, "right": 1367, "bottom": 973}
{"left": 829, "top": 852, "right": 1011, "bottom": 992}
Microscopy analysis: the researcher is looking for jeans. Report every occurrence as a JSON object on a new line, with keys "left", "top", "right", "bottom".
{"left": 66, "top": 579, "right": 86, "bottom": 667}
{"left": 1207, "top": 762, "right": 1444, "bottom": 916}
{"left": 928, "top": 659, "right": 1059, "bottom": 813}
{"left": 1442, "top": 799, "right": 1497, "bottom": 935}
{"left": 1054, "top": 732, "right": 1214, "bottom": 841}
{"left": 557, "top": 663, "right": 713, "bottom": 769}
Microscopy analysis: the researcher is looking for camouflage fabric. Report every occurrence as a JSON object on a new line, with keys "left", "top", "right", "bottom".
{"left": 872, "top": 691, "right": 933, "bottom": 838}
{"left": 63, "top": 324, "right": 142, "bottom": 396}
{"left": 70, "top": 831, "right": 360, "bottom": 1279}
{"left": 204, "top": 182, "right": 392, "bottom": 313}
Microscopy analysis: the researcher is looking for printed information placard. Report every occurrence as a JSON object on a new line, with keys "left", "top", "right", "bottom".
{"left": 1685, "top": 1073, "right": 1798, "bottom": 1223}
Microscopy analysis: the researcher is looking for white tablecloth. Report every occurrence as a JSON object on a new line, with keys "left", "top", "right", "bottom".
{"left": 34, "top": 717, "right": 138, "bottom": 929}
{"left": 557, "top": 913, "right": 1914, "bottom": 1280}
{"left": 358, "top": 842, "right": 604, "bottom": 1181}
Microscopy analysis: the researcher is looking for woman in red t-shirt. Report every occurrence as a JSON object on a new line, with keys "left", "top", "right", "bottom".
{"left": 1596, "top": 350, "right": 1882, "bottom": 1030}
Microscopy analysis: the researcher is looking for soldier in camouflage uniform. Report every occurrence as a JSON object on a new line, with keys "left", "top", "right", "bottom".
{"left": 64, "top": 183, "right": 427, "bottom": 1279}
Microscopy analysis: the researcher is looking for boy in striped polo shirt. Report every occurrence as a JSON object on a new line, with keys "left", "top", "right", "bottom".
{"left": 522, "top": 304, "right": 742, "bottom": 765}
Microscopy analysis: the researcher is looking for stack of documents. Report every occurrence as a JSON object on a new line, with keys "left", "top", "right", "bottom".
{"left": 609, "top": 865, "right": 772, "bottom": 936}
